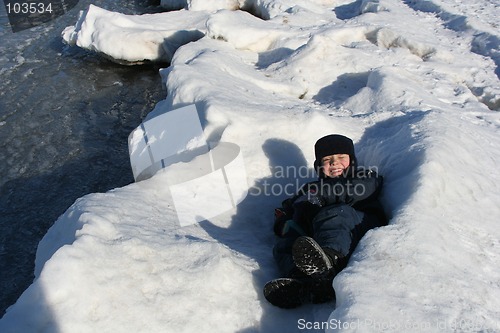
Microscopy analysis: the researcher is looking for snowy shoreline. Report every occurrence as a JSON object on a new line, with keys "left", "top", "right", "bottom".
{"left": 1, "top": 0, "right": 499, "bottom": 332}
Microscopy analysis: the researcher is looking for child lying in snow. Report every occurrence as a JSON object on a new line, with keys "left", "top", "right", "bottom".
{"left": 264, "top": 134, "right": 387, "bottom": 308}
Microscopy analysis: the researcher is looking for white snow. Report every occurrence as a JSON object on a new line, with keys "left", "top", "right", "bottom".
{"left": 61, "top": 5, "right": 208, "bottom": 64}
{"left": 2, "top": 0, "right": 500, "bottom": 332}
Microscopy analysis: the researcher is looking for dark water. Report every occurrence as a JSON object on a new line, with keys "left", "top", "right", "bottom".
{"left": 0, "top": 0, "right": 166, "bottom": 316}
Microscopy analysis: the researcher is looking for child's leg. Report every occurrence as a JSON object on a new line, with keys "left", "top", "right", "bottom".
{"left": 312, "top": 204, "right": 364, "bottom": 259}
{"left": 272, "top": 233, "right": 299, "bottom": 277}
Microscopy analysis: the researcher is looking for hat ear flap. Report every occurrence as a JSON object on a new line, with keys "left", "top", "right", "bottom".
{"left": 350, "top": 155, "right": 357, "bottom": 167}
{"left": 344, "top": 155, "right": 357, "bottom": 178}
{"left": 314, "top": 159, "right": 326, "bottom": 178}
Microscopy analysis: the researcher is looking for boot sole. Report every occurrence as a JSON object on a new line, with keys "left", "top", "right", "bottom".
{"left": 292, "top": 236, "right": 333, "bottom": 277}
{"left": 263, "top": 278, "right": 305, "bottom": 309}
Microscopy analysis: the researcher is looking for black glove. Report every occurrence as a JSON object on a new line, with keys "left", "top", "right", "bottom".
{"left": 273, "top": 207, "right": 290, "bottom": 236}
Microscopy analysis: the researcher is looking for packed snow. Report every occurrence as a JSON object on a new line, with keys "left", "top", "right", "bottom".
{"left": 1, "top": 0, "right": 500, "bottom": 332}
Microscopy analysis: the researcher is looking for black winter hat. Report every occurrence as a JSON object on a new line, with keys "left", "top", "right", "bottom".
{"left": 314, "top": 134, "right": 357, "bottom": 177}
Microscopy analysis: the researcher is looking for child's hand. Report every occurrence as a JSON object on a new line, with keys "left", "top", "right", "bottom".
{"left": 273, "top": 208, "right": 290, "bottom": 236}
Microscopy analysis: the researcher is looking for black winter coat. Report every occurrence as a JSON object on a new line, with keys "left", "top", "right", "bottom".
{"left": 274, "top": 168, "right": 387, "bottom": 237}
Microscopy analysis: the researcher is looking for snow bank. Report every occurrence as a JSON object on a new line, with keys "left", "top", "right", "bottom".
{"left": 62, "top": 5, "right": 208, "bottom": 64}
{"left": 160, "top": 0, "right": 332, "bottom": 19}
{"left": 2, "top": 0, "right": 500, "bottom": 332}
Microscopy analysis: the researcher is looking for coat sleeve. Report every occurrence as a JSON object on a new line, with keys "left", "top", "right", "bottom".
{"left": 272, "top": 183, "right": 309, "bottom": 236}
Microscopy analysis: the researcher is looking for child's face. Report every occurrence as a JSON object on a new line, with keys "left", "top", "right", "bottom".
{"left": 321, "top": 154, "right": 350, "bottom": 178}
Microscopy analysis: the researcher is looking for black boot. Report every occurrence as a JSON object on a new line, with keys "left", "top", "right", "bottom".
{"left": 263, "top": 278, "right": 307, "bottom": 309}
{"left": 263, "top": 276, "right": 335, "bottom": 308}
{"left": 292, "top": 236, "right": 341, "bottom": 277}
{"left": 310, "top": 275, "right": 336, "bottom": 304}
